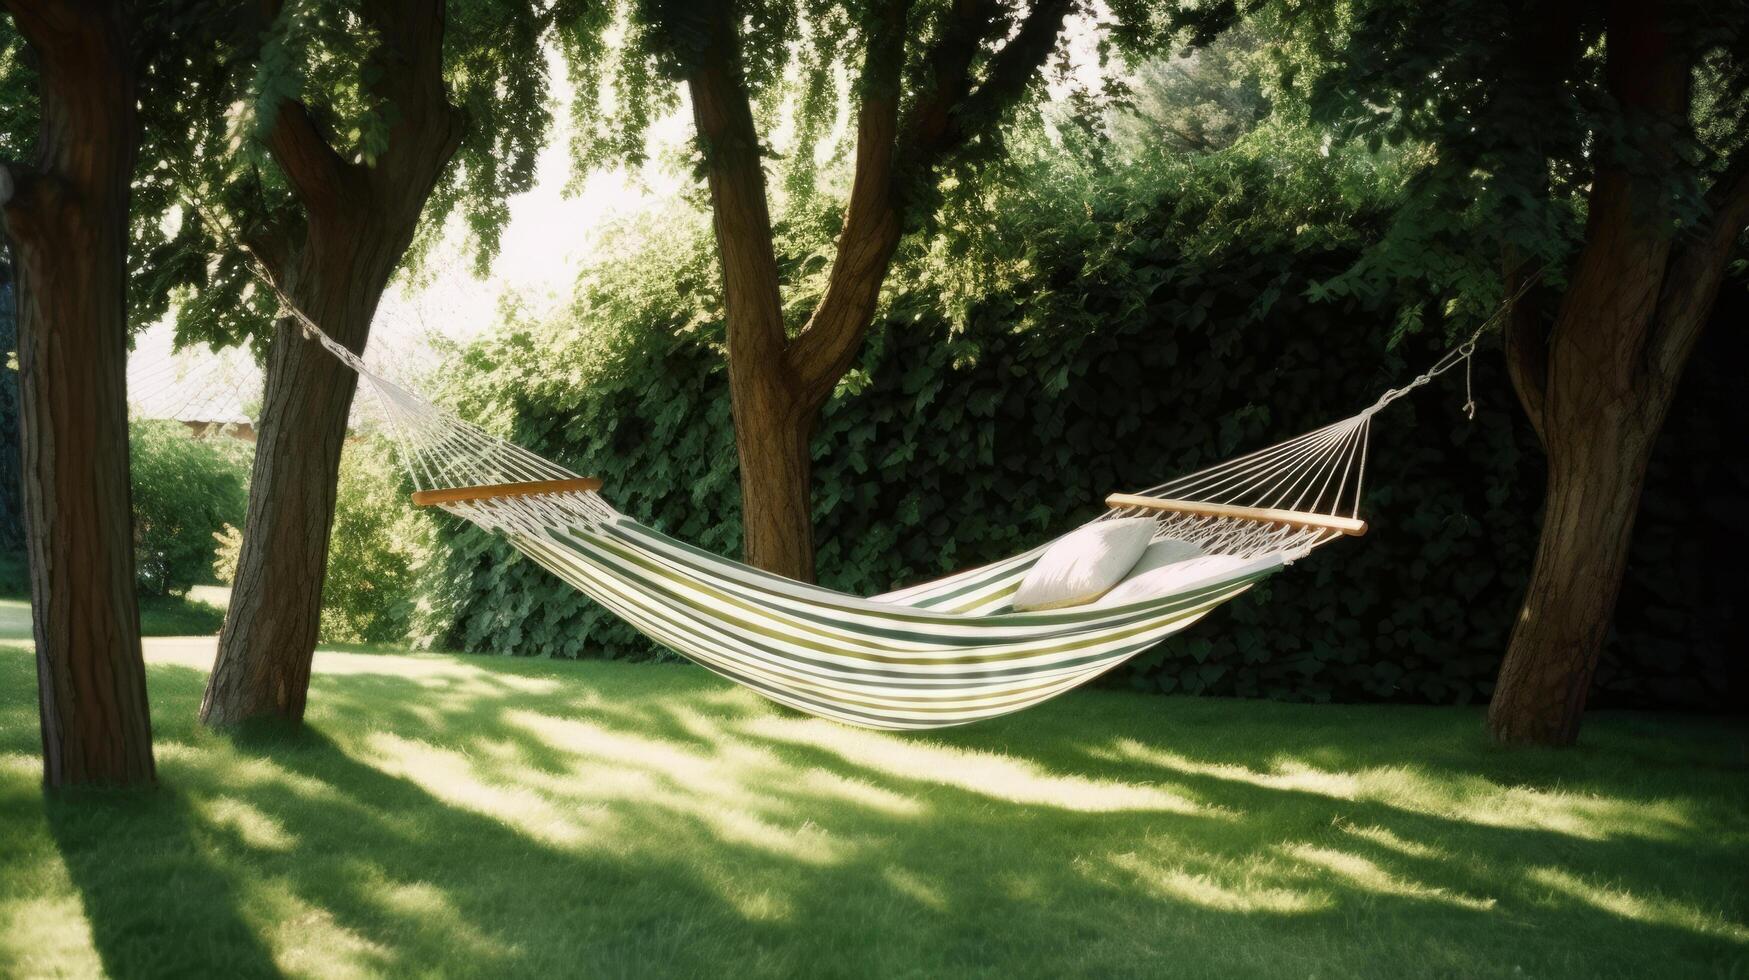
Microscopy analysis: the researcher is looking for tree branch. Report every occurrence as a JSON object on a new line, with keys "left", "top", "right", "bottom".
{"left": 788, "top": 0, "right": 1072, "bottom": 407}
{"left": 898, "top": 0, "right": 1072, "bottom": 177}
{"left": 1648, "top": 144, "right": 1749, "bottom": 380}
{"left": 898, "top": 0, "right": 996, "bottom": 179}
{"left": 684, "top": 1, "right": 790, "bottom": 377}
{"left": 786, "top": 0, "right": 910, "bottom": 406}
{"left": 948, "top": 0, "right": 1073, "bottom": 152}
{"left": 253, "top": 0, "right": 363, "bottom": 220}
{"left": 1502, "top": 250, "right": 1551, "bottom": 446}
{"left": 359, "top": 0, "right": 466, "bottom": 205}
{"left": 262, "top": 99, "right": 360, "bottom": 221}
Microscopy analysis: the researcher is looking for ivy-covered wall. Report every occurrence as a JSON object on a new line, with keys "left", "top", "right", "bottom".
{"left": 422, "top": 173, "right": 1744, "bottom": 711}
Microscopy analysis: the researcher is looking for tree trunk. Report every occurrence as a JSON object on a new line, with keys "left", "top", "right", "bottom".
{"left": 1486, "top": 0, "right": 1747, "bottom": 744}
{"left": 683, "top": 3, "right": 816, "bottom": 581}
{"left": 200, "top": 225, "right": 385, "bottom": 726}
{"left": 733, "top": 399, "right": 818, "bottom": 581}
{"left": 1, "top": 1, "right": 154, "bottom": 786}
{"left": 1488, "top": 407, "right": 1661, "bottom": 744}
{"left": 670, "top": 0, "right": 1069, "bottom": 582}
{"left": 199, "top": 0, "right": 461, "bottom": 726}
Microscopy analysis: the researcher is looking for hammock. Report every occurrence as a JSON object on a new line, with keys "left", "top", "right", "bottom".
{"left": 278, "top": 311, "right": 1474, "bottom": 731}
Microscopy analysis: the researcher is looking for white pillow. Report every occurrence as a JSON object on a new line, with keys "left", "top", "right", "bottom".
{"left": 1126, "top": 538, "right": 1206, "bottom": 575}
{"left": 1012, "top": 518, "right": 1156, "bottom": 611}
{"left": 1095, "top": 553, "right": 1258, "bottom": 608}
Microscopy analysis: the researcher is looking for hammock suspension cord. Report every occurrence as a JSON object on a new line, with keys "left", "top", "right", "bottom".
{"left": 152, "top": 192, "right": 1544, "bottom": 729}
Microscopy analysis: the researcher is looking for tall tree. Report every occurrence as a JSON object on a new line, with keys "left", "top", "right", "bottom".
{"left": 598, "top": 0, "right": 1092, "bottom": 581}
{"left": 196, "top": 0, "right": 467, "bottom": 726}
{"left": 1177, "top": 0, "right": 1749, "bottom": 743}
{"left": 0, "top": 0, "right": 153, "bottom": 786}
{"left": 1487, "top": 2, "right": 1749, "bottom": 744}
{"left": 131, "top": 0, "right": 596, "bottom": 726}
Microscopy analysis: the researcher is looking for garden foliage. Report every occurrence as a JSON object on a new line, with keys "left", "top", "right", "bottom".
{"left": 318, "top": 440, "right": 441, "bottom": 644}
{"left": 129, "top": 420, "right": 250, "bottom": 596}
{"left": 413, "top": 136, "right": 1738, "bottom": 709}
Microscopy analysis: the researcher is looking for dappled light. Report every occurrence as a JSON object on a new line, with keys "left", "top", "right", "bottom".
{"left": 1, "top": 642, "right": 1745, "bottom": 976}
{"left": 1, "top": 0, "right": 1743, "bottom": 972}
{"left": 743, "top": 716, "right": 1213, "bottom": 815}
{"left": 1281, "top": 844, "right": 1496, "bottom": 911}
{"left": 1106, "top": 851, "right": 1332, "bottom": 915}
{"left": 1092, "top": 735, "right": 1705, "bottom": 843}
{"left": 1528, "top": 867, "right": 1749, "bottom": 945}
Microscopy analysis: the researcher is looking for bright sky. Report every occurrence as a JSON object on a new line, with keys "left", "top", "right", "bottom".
{"left": 128, "top": 15, "right": 1114, "bottom": 424}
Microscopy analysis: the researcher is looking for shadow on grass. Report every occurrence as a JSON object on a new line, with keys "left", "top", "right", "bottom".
{"left": 44, "top": 786, "right": 280, "bottom": 980}
{"left": 12, "top": 647, "right": 1749, "bottom": 977}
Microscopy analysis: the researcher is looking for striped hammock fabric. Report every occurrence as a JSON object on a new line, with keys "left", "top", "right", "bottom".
{"left": 494, "top": 511, "right": 1291, "bottom": 729}
{"left": 284, "top": 318, "right": 1406, "bottom": 730}
{"left": 169, "top": 197, "right": 1521, "bottom": 729}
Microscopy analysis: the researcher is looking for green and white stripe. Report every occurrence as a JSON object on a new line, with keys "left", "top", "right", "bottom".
{"left": 281, "top": 300, "right": 1389, "bottom": 731}
{"left": 481, "top": 509, "right": 1285, "bottom": 730}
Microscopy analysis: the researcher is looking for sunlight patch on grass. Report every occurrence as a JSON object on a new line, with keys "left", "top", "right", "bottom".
{"left": 1283, "top": 845, "right": 1496, "bottom": 911}
{"left": 156, "top": 741, "right": 345, "bottom": 804}
{"left": 1339, "top": 822, "right": 1446, "bottom": 860}
{"left": 883, "top": 867, "right": 949, "bottom": 910}
{"left": 1528, "top": 866, "right": 1749, "bottom": 944}
{"left": 744, "top": 717, "right": 1216, "bottom": 815}
{"left": 504, "top": 710, "right": 861, "bottom": 864}
{"left": 1099, "top": 739, "right": 1362, "bottom": 799}
{"left": 0, "top": 873, "right": 104, "bottom": 979}
{"left": 363, "top": 871, "right": 514, "bottom": 960}
{"left": 247, "top": 877, "right": 391, "bottom": 979}
{"left": 0, "top": 751, "right": 36, "bottom": 779}
{"left": 0, "top": 756, "right": 103, "bottom": 978}
{"left": 364, "top": 732, "right": 602, "bottom": 846}
{"left": 1101, "top": 735, "right": 1701, "bottom": 844}
{"left": 198, "top": 797, "right": 296, "bottom": 852}
{"left": 509, "top": 707, "right": 923, "bottom": 821}
{"left": 703, "top": 808, "right": 848, "bottom": 866}
{"left": 718, "top": 883, "right": 797, "bottom": 923}
{"left": 1109, "top": 853, "right": 1331, "bottom": 915}
{"left": 1377, "top": 772, "right": 1700, "bottom": 842}
{"left": 792, "top": 767, "right": 922, "bottom": 817}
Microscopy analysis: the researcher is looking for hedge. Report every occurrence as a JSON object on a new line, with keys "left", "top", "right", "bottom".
{"left": 417, "top": 156, "right": 1743, "bottom": 710}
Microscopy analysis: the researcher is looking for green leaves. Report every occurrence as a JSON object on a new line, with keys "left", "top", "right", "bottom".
{"left": 411, "top": 146, "right": 1549, "bottom": 706}
{"left": 129, "top": 421, "right": 251, "bottom": 598}
{"left": 320, "top": 437, "right": 442, "bottom": 644}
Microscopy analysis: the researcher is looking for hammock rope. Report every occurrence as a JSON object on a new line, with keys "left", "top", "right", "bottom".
{"left": 172, "top": 191, "right": 1530, "bottom": 729}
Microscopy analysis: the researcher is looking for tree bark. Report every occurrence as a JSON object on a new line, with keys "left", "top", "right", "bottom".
{"left": 1488, "top": 380, "right": 1665, "bottom": 744}
{"left": 1, "top": 1, "right": 154, "bottom": 786}
{"left": 199, "top": 0, "right": 462, "bottom": 726}
{"left": 1487, "top": 0, "right": 1747, "bottom": 744}
{"left": 679, "top": 0, "right": 1069, "bottom": 582}
{"left": 683, "top": 3, "right": 813, "bottom": 578}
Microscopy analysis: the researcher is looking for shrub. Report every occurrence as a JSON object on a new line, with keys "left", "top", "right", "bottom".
{"left": 412, "top": 144, "right": 1741, "bottom": 709}
{"left": 212, "top": 523, "right": 242, "bottom": 585}
{"left": 129, "top": 420, "right": 250, "bottom": 597}
{"left": 319, "top": 437, "right": 438, "bottom": 644}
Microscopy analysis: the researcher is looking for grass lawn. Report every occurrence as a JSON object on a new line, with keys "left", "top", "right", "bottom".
{"left": 0, "top": 641, "right": 1744, "bottom": 978}
{"left": 0, "top": 595, "right": 227, "bottom": 643}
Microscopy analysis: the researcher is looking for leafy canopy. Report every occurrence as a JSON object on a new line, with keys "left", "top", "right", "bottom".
{"left": 1155, "top": 0, "right": 1748, "bottom": 328}
{"left": 0, "top": 1, "right": 607, "bottom": 351}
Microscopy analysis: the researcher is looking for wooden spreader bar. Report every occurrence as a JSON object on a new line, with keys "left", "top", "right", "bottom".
{"left": 412, "top": 477, "right": 603, "bottom": 507}
{"left": 1105, "top": 493, "right": 1368, "bottom": 537}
